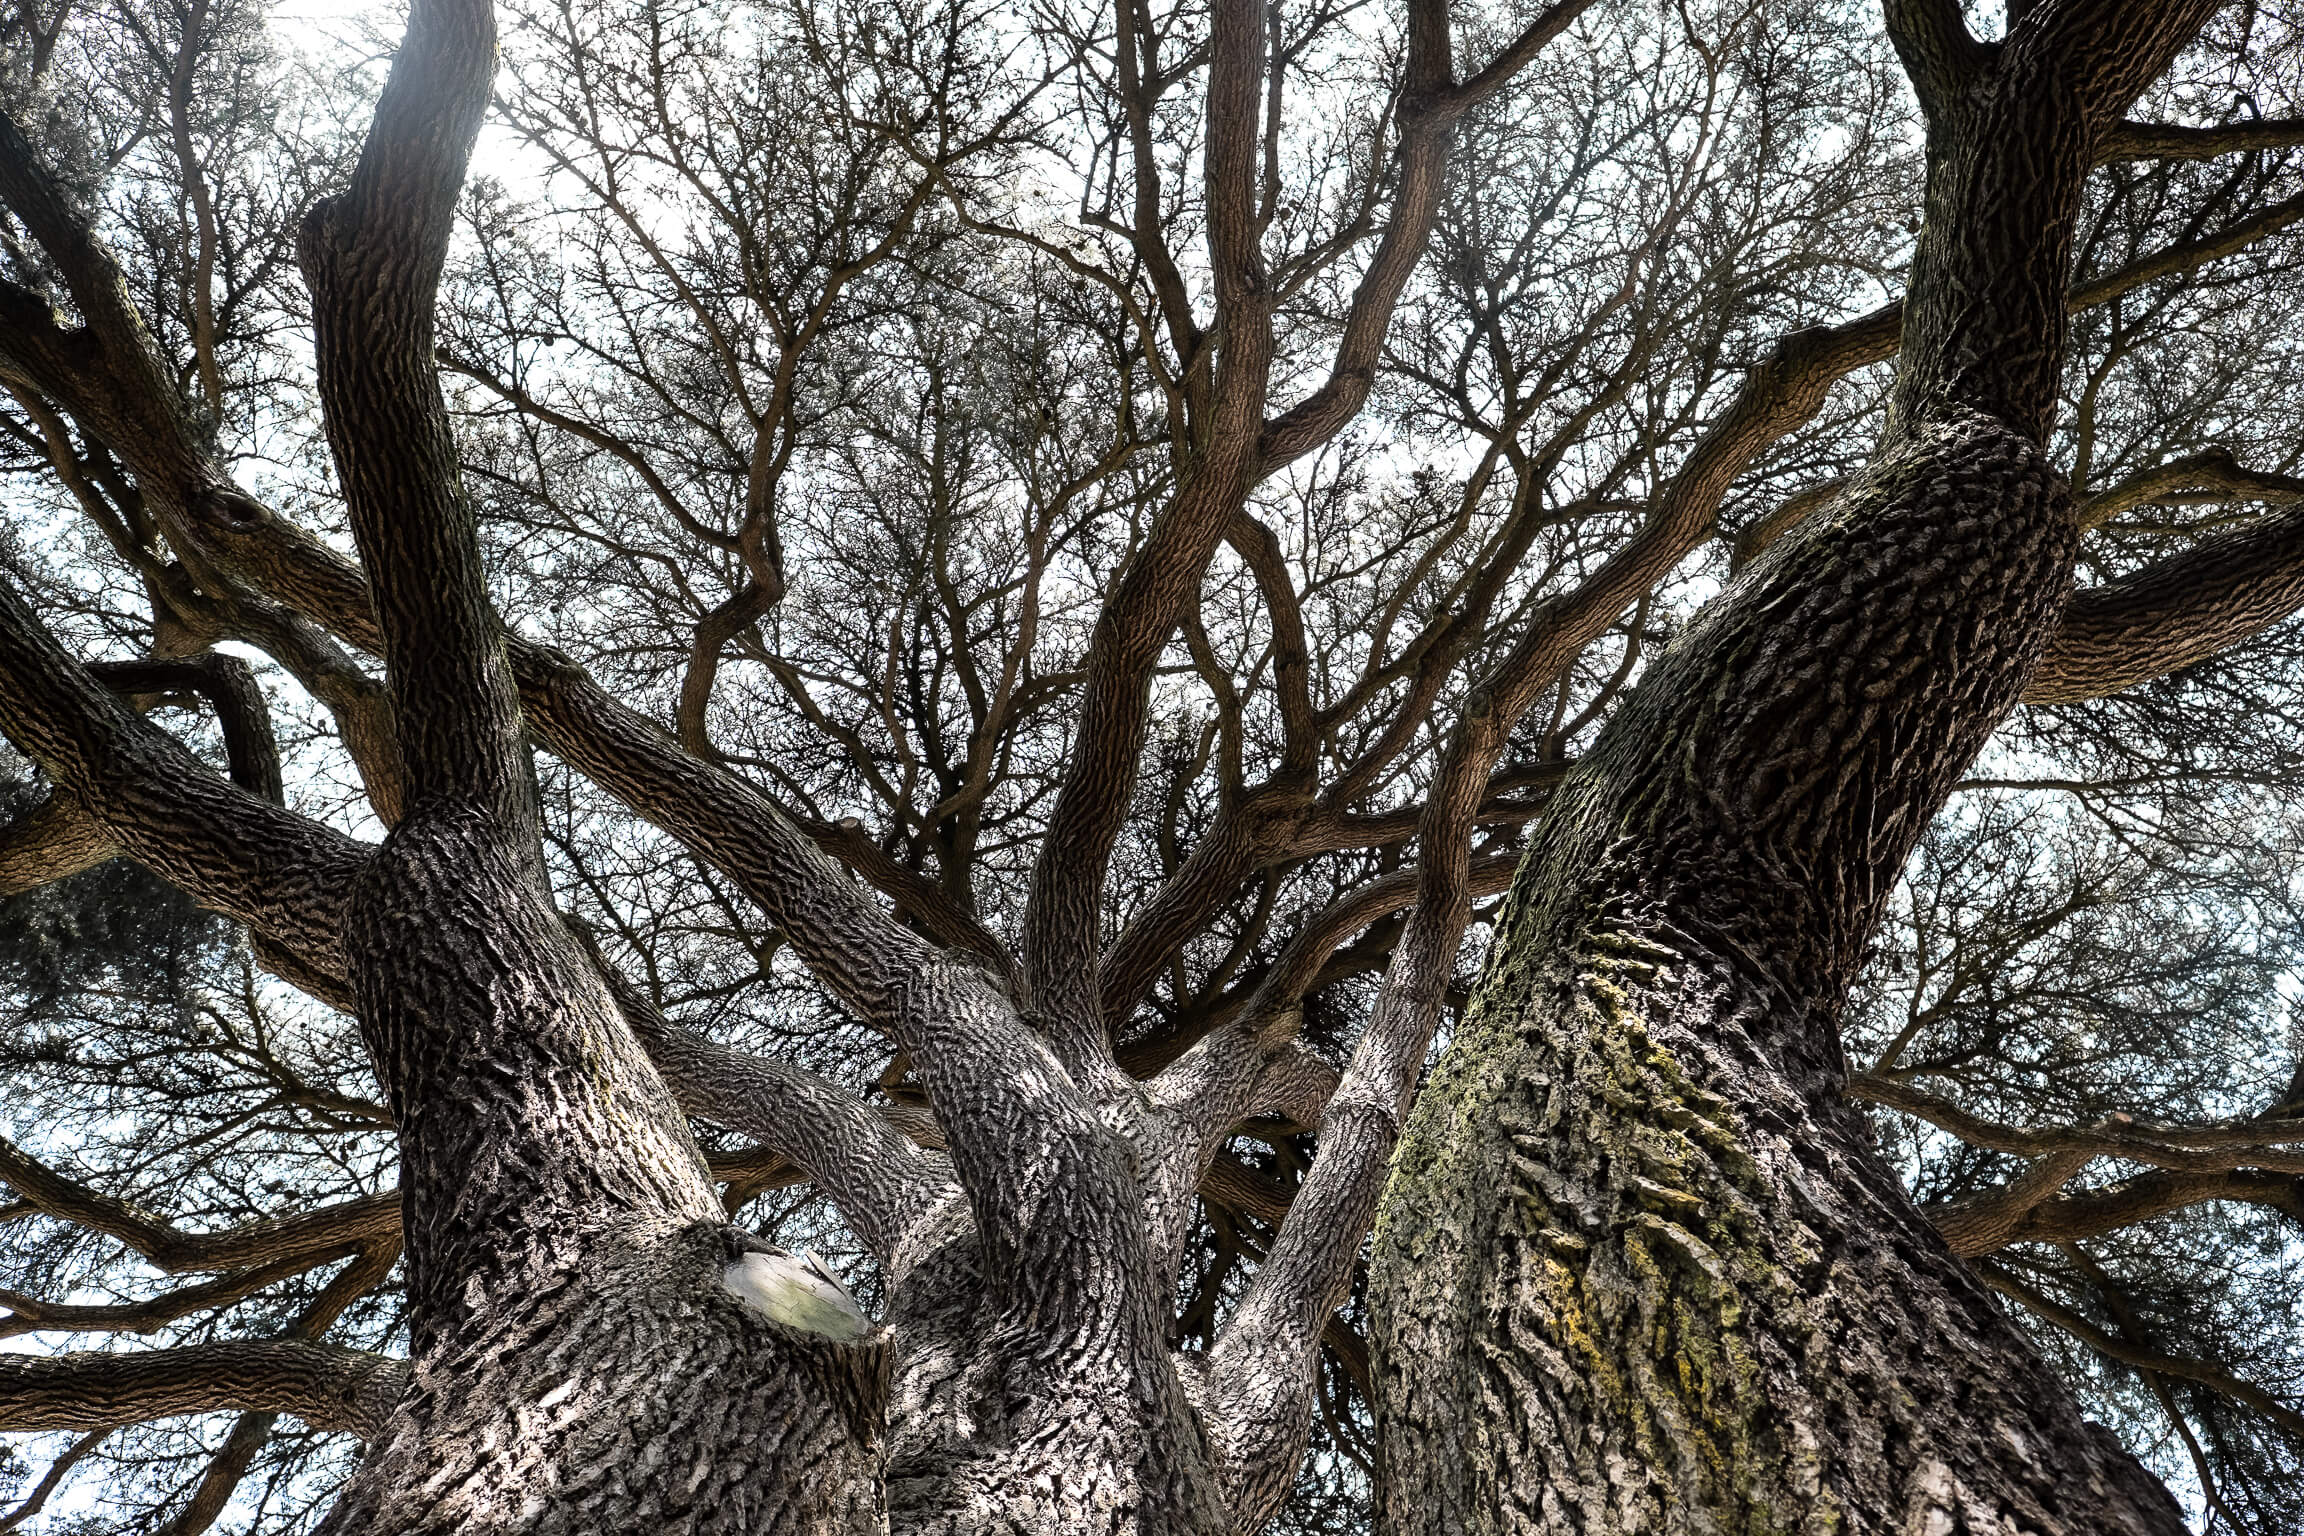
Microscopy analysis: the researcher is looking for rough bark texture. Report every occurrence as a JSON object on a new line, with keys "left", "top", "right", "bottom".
{"left": 276, "top": 2, "right": 904, "bottom": 1529}
{"left": 870, "top": 959, "right": 1229, "bottom": 1535}
{"left": 1372, "top": 416, "right": 2185, "bottom": 1533}
{"left": 320, "top": 1220, "right": 891, "bottom": 1535}
{"left": 1368, "top": 2, "right": 2222, "bottom": 1530}
{"left": 13, "top": 0, "right": 2304, "bottom": 1523}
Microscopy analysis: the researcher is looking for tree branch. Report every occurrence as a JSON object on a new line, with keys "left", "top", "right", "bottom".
{"left": 1883, "top": 0, "right": 1990, "bottom": 124}
{"left": 0, "top": 575, "right": 366, "bottom": 973}
{"left": 1259, "top": 0, "right": 1598, "bottom": 469}
{"left": 1981, "top": 1266, "right": 2304, "bottom": 1438}
{"left": 0, "top": 1134, "right": 398, "bottom": 1273}
{"left": 298, "top": 0, "right": 516, "bottom": 824}
{"left": 0, "top": 1342, "right": 405, "bottom": 1441}
{"left": 2071, "top": 448, "right": 2304, "bottom": 531}
{"left": 1943, "top": 1169, "right": 2304, "bottom": 1256}
{"left": 1848, "top": 1074, "right": 2304, "bottom": 1171}
{"left": 594, "top": 963, "right": 956, "bottom": 1267}
{"left": 2098, "top": 117, "right": 2304, "bottom": 162}
{"left": 2028, "top": 497, "right": 2304, "bottom": 703}
{"left": 0, "top": 792, "right": 114, "bottom": 898}
{"left": 1929, "top": 1148, "right": 2090, "bottom": 1257}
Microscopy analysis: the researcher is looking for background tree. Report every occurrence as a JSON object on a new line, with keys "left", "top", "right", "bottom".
{"left": 0, "top": 0, "right": 2298, "bottom": 1529}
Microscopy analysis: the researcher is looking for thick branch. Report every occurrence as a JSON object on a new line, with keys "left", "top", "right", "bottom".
{"left": 0, "top": 1134, "right": 397, "bottom": 1273}
{"left": 86, "top": 654, "right": 283, "bottom": 805}
{"left": 1929, "top": 1148, "right": 2090, "bottom": 1257}
{"left": 2028, "top": 498, "right": 2304, "bottom": 703}
{"left": 1945, "top": 1169, "right": 2304, "bottom": 1256}
{"left": 298, "top": 0, "right": 516, "bottom": 822}
{"left": 2066, "top": 186, "right": 2304, "bottom": 311}
{"left": 2071, "top": 448, "right": 2304, "bottom": 531}
{"left": 599, "top": 967, "right": 956, "bottom": 1266}
{"left": 0, "top": 793, "right": 113, "bottom": 897}
{"left": 0, "top": 1342, "right": 405, "bottom": 1440}
{"left": 2099, "top": 117, "right": 2304, "bottom": 162}
{"left": 0, "top": 575, "right": 366, "bottom": 972}
{"left": 1883, "top": 0, "right": 1989, "bottom": 122}
{"left": 1981, "top": 1267, "right": 2304, "bottom": 1437}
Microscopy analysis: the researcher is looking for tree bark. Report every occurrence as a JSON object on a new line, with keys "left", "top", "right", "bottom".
{"left": 1370, "top": 416, "right": 2187, "bottom": 1533}
{"left": 1368, "top": 3, "right": 2218, "bottom": 1529}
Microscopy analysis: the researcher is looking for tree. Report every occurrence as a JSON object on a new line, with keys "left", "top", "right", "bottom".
{"left": 0, "top": 0, "right": 2301, "bottom": 1528}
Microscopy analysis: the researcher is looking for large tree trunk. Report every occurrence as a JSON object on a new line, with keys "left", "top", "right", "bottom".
{"left": 1368, "top": 4, "right": 2217, "bottom": 1529}
{"left": 313, "top": 824, "right": 893, "bottom": 1534}
{"left": 319, "top": 1216, "right": 891, "bottom": 1535}
{"left": 878, "top": 1203, "right": 1227, "bottom": 1534}
{"left": 1369, "top": 413, "right": 2186, "bottom": 1533}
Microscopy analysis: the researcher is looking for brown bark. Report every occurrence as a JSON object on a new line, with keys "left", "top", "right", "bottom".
{"left": 286, "top": 2, "right": 897, "bottom": 1528}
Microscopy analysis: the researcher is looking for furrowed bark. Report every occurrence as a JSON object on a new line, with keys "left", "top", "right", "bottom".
{"left": 873, "top": 957, "right": 1229, "bottom": 1534}
{"left": 1018, "top": 0, "right": 1273, "bottom": 1067}
{"left": 290, "top": 3, "right": 890, "bottom": 1528}
{"left": 0, "top": 793, "right": 117, "bottom": 896}
{"left": 0, "top": 576, "right": 365, "bottom": 972}
{"left": 0, "top": 650, "right": 283, "bottom": 899}
{"left": 0, "top": 1342, "right": 405, "bottom": 1440}
{"left": 2027, "top": 498, "right": 2304, "bottom": 702}
{"left": 1186, "top": 266, "right": 1899, "bottom": 1536}
{"left": 15, "top": 0, "right": 2304, "bottom": 1521}
{"left": 603, "top": 969, "right": 957, "bottom": 1267}
{"left": 0, "top": 580, "right": 1191, "bottom": 1533}
{"left": 1369, "top": 2, "right": 2218, "bottom": 1529}
{"left": 288, "top": 8, "right": 1221, "bottom": 1527}
{"left": 1371, "top": 413, "right": 2185, "bottom": 1536}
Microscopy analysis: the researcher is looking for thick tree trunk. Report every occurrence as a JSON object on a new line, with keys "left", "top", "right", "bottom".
{"left": 879, "top": 1205, "right": 1227, "bottom": 1535}
{"left": 319, "top": 1220, "right": 891, "bottom": 1534}
{"left": 1368, "top": 5, "right": 2226, "bottom": 1526}
{"left": 1368, "top": 413, "right": 2189, "bottom": 1534}
{"left": 313, "top": 820, "right": 892, "bottom": 1534}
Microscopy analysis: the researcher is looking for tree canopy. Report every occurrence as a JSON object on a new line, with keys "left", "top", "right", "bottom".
{"left": 0, "top": 0, "right": 2301, "bottom": 1529}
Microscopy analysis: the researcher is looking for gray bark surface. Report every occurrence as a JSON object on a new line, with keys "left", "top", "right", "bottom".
{"left": 7, "top": 0, "right": 2304, "bottom": 1526}
{"left": 1370, "top": 2, "right": 2231, "bottom": 1529}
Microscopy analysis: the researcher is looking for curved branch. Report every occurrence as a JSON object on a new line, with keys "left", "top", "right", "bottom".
{"left": 594, "top": 965, "right": 956, "bottom": 1267}
{"left": 0, "top": 111, "right": 203, "bottom": 487}
{"left": 86, "top": 654, "right": 283, "bottom": 805}
{"left": 1981, "top": 1267, "right": 2304, "bottom": 1437}
{"left": 0, "top": 575, "right": 366, "bottom": 972}
{"left": 0, "top": 650, "right": 284, "bottom": 897}
{"left": 1946, "top": 1169, "right": 2304, "bottom": 1256}
{"left": 1847, "top": 1074, "right": 2304, "bottom": 1170}
{"left": 2066, "top": 186, "right": 2304, "bottom": 311}
{"left": 0, "top": 1134, "right": 398, "bottom": 1273}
